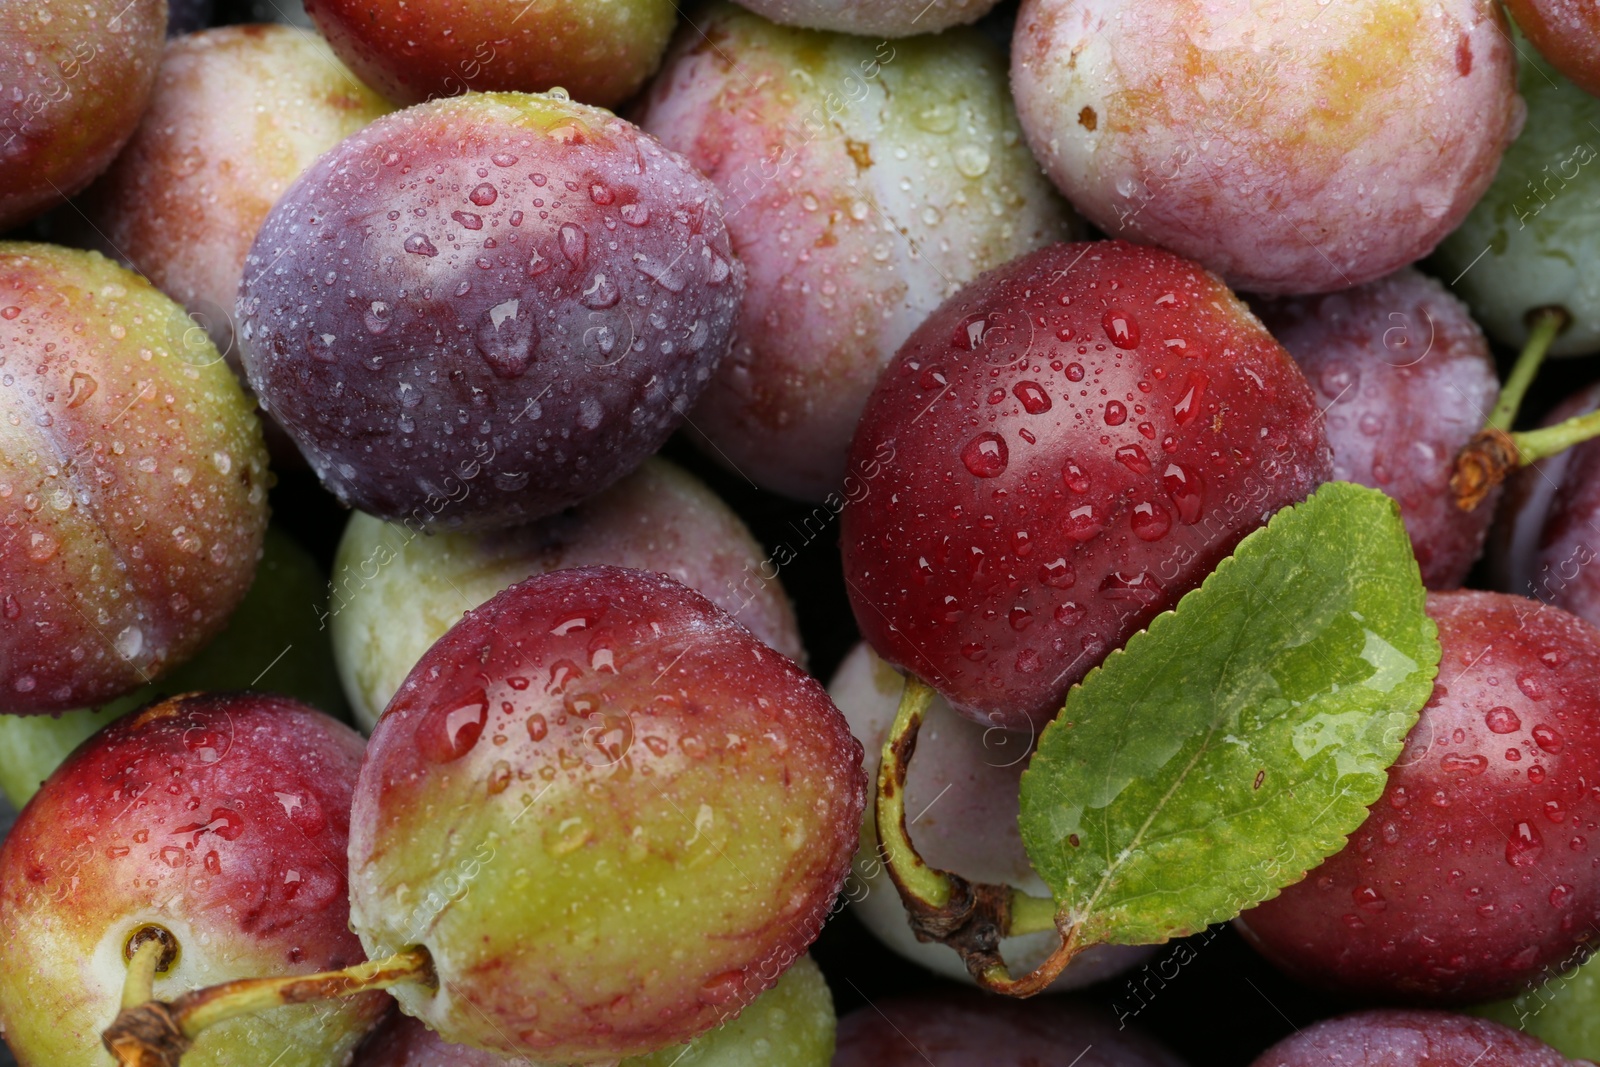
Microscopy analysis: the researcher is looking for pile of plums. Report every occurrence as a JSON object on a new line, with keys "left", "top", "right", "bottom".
{"left": 4, "top": 0, "right": 1600, "bottom": 1064}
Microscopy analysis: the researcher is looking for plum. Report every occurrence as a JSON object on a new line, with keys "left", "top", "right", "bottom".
{"left": 840, "top": 240, "right": 1331, "bottom": 731}
{"left": 828, "top": 641, "right": 1155, "bottom": 989}
{"left": 637, "top": 3, "right": 1076, "bottom": 500}
{"left": 80, "top": 24, "right": 392, "bottom": 373}
{"left": 730, "top": 0, "right": 1003, "bottom": 36}
{"left": 832, "top": 992, "right": 1187, "bottom": 1066}
{"left": 303, "top": 0, "right": 676, "bottom": 108}
{"left": 348, "top": 566, "right": 863, "bottom": 1062}
{"left": 0, "top": 0, "right": 166, "bottom": 232}
{"left": 1250, "top": 1010, "right": 1577, "bottom": 1066}
{"left": 0, "top": 243, "right": 270, "bottom": 714}
{"left": 1491, "top": 383, "right": 1600, "bottom": 623}
{"left": 0, "top": 693, "right": 385, "bottom": 1067}
{"left": 1434, "top": 31, "right": 1600, "bottom": 357}
{"left": 330, "top": 456, "right": 803, "bottom": 732}
{"left": 0, "top": 526, "right": 345, "bottom": 807}
{"left": 1504, "top": 0, "right": 1600, "bottom": 99}
{"left": 354, "top": 954, "right": 836, "bottom": 1066}
{"left": 1011, "top": 0, "right": 1523, "bottom": 294}
{"left": 237, "top": 91, "right": 742, "bottom": 532}
{"left": 1237, "top": 590, "right": 1600, "bottom": 1004}
{"left": 1254, "top": 268, "right": 1501, "bottom": 589}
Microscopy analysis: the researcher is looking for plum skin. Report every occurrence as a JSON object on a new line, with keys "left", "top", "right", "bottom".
{"left": 1254, "top": 268, "right": 1501, "bottom": 590}
{"left": 353, "top": 954, "right": 836, "bottom": 1066}
{"left": 347, "top": 566, "right": 864, "bottom": 1063}
{"left": 841, "top": 240, "right": 1331, "bottom": 731}
{"left": 0, "top": 0, "right": 166, "bottom": 231}
{"left": 0, "top": 693, "right": 385, "bottom": 1067}
{"left": 1249, "top": 1009, "right": 1575, "bottom": 1066}
{"left": 637, "top": 3, "right": 1076, "bottom": 501}
{"left": 731, "top": 0, "right": 1002, "bottom": 36}
{"left": 0, "top": 243, "right": 270, "bottom": 714}
{"left": 238, "top": 91, "right": 743, "bottom": 533}
{"left": 81, "top": 24, "right": 393, "bottom": 382}
{"left": 1237, "top": 590, "right": 1600, "bottom": 1004}
{"left": 303, "top": 0, "right": 676, "bottom": 109}
{"left": 330, "top": 456, "right": 805, "bottom": 732}
{"left": 1012, "top": 0, "right": 1523, "bottom": 294}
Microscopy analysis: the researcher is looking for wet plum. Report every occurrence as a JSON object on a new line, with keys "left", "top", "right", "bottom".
{"left": 1249, "top": 1009, "right": 1578, "bottom": 1066}
{"left": 730, "top": 0, "right": 1003, "bottom": 36}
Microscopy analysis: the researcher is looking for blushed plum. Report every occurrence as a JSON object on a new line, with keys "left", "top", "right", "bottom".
{"left": 1504, "top": 0, "right": 1600, "bottom": 99}
{"left": 841, "top": 241, "right": 1330, "bottom": 731}
{"left": 833, "top": 992, "right": 1187, "bottom": 1067}
{"left": 729, "top": 0, "right": 1002, "bottom": 37}
{"left": 1434, "top": 33, "right": 1600, "bottom": 357}
{"left": 354, "top": 955, "right": 836, "bottom": 1066}
{"left": 1011, "top": 0, "right": 1523, "bottom": 294}
{"left": 0, "top": 526, "right": 346, "bottom": 807}
{"left": 638, "top": 3, "right": 1076, "bottom": 499}
{"left": 0, "top": 0, "right": 165, "bottom": 231}
{"left": 1254, "top": 268, "right": 1501, "bottom": 589}
{"left": 828, "top": 641, "right": 1155, "bottom": 989}
{"left": 0, "top": 243, "right": 269, "bottom": 714}
{"left": 303, "top": 0, "right": 676, "bottom": 108}
{"left": 0, "top": 693, "right": 386, "bottom": 1067}
{"left": 348, "top": 567, "right": 863, "bottom": 1062}
{"left": 1237, "top": 591, "right": 1600, "bottom": 1004}
{"left": 330, "top": 457, "right": 803, "bottom": 731}
{"left": 1250, "top": 1010, "right": 1577, "bottom": 1067}
{"left": 237, "top": 92, "right": 742, "bottom": 532}
{"left": 81, "top": 25, "right": 392, "bottom": 371}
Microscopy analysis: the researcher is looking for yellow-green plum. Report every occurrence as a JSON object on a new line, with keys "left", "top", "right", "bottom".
{"left": 637, "top": 3, "right": 1076, "bottom": 500}
{"left": 0, "top": 526, "right": 346, "bottom": 807}
{"left": 0, "top": 244, "right": 269, "bottom": 714}
{"left": 330, "top": 457, "right": 803, "bottom": 732}
{"left": 730, "top": 0, "right": 1002, "bottom": 36}
{"left": 348, "top": 567, "right": 863, "bottom": 1063}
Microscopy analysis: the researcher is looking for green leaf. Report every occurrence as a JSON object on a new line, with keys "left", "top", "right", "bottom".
{"left": 1018, "top": 481, "right": 1439, "bottom": 948}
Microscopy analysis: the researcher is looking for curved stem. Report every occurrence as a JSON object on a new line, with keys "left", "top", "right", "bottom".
{"left": 121, "top": 939, "right": 164, "bottom": 1011}
{"left": 874, "top": 674, "right": 1075, "bottom": 996}
{"left": 1452, "top": 307, "right": 1572, "bottom": 511}
{"left": 103, "top": 948, "right": 434, "bottom": 1066}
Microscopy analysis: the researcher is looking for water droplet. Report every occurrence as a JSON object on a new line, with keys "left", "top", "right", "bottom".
{"left": 421, "top": 689, "right": 489, "bottom": 763}
{"left": 1440, "top": 752, "right": 1488, "bottom": 775}
{"left": 1161, "top": 463, "right": 1203, "bottom": 524}
{"left": 580, "top": 273, "right": 620, "bottom": 310}
{"left": 1173, "top": 372, "right": 1209, "bottom": 426}
{"left": 1485, "top": 706, "right": 1521, "bottom": 734}
{"left": 1055, "top": 602, "right": 1086, "bottom": 626}
{"left": 589, "top": 183, "right": 614, "bottom": 205}
{"left": 404, "top": 233, "right": 439, "bottom": 257}
{"left": 961, "top": 432, "right": 1008, "bottom": 478}
{"left": 1015, "top": 648, "right": 1041, "bottom": 673}
{"left": 1352, "top": 885, "right": 1386, "bottom": 912}
{"left": 560, "top": 224, "right": 588, "bottom": 268}
{"left": 1130, "top": 501, "right": 1171, "bottom": 541}
{"left": 1, "top": 596, "right": 18, "bottom": 621}
{"left": 488, "top": 760, "right": 513, "bottom": 795}
{"left": 1116, "top": 444, "right": 1151, "bottom": 474}
{"left": 1517, "top": 673, "right": 1544, "bottom": 701}
{"left": 469, "top": 183, "right": 498, "bottom": 206}
{"left": 492, "top": 152, "right": 519, "bottom": 167}
{"left": 114, "top": 626, "right": 144, "bottom": 661}
{"left": 1532, "top": 724, "right": 1562, "bottom": 753}
{"left": 1039, "top": 557, "right": 1076, "bottom": 589}
{"left": 1104, "top": 401, "right": 1127, "bottom": 426}
{"left": 1506, "top": 821, "right": 1543, "bottom": 867}
{"left": 1099, "top": 571, "right": 1164, "bottom": 604}
{"left": 1065, "top": 362, "right": 1085, "bottom": 382}
{"left": 953, "top": 143, "right": 991, "bottom": 178}
{"left": 1103, "top": 310, "right": 1140, "bottom": 349}
{"left": 475, "top": 298, "right": 537, "bottom": 378}
{"left": 0, "top": 307, "right": 18, "bottom": 320}
{"left": 27, "top": 531, "right": 58, "bottom": 562}
{"left": 364, "top": 302, "right": 392, "bottom": 334}
{"left": 620, "top": 203, "right": 650, "bottom": 227}
{"left": 953, "top": 313, "right": 991, "bottom": 351}
{"left": 1013, "top": 381, "right": 1051, "bottom": 414}
{"left": 1009, "top": 606, "right": 1033, "bottom": 631}
{"left": 527, "top": 713, "right": 548, "bottom": 742}
{"left": 66, "top": 371, "right": 97, "bottom": 407}
{"left": 1064, "top": 505, "right": 1105, "bottom": 543}
{"left": 1550, "top": 883, "right": 1575, "bottom": 908}
{"left": 451, "top": 210, "right": 483, "bottom": 231}
{"left": 1062, "top": 461, "right": 1091, "bottom": 493}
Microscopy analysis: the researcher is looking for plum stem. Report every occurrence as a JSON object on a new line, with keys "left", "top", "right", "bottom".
{"left": 875, "top": 673, "right": 1074, "bottom": 997}
{"left": 121, "top": 939, "right": 164, "bottom": 1011}
{"left": 1452, "top": 307, "right": 1571, "bottom": 511}
{"left": 102, "top": 947, "right": 435, "bottom": 1066}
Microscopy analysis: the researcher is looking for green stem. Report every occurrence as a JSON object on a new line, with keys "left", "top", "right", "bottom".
{"left": 1487, "top": 307, "right": 1567, "bottom": 433}
{"left": 1513, "top": 408, "right": 1600, "bottom": 466}
{"left": 874, "top": 673, "right": 1075, "bottom": 996}
{"left": 121, "top": 940, "right": 164, "bottom": 1012}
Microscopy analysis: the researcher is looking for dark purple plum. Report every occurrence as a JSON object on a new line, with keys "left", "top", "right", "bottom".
{"left": 1254, "top": 267, "right": 1501, "bottom": 589}
{"left": 1250, "top": 1010, "right": 1578, "bottom": 1066}
{"left": 238, "top": 91, "right": 743, "bottom": 532}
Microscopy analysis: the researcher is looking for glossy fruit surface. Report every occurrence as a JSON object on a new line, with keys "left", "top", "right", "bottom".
{"left": 0, "top": 526, "right": 345, "bottom": 807}
{"left": 1254, "top": 268, "right": 1500, "bottom": 589}
{"left": 1504, "top": 0, "right": 1600, "bottom": 98}
{"left": 1237, "top": 590, "right": 1600, "bottom": 1003}
{"left": 0, "top": 0, "right": 166, "bottom": 231}
{"left": 1434, "top": 35, "right": 1600, "bottom": 357}
{"left": 1249, "top": 1009, "right": 1575, "bottom": 1066}
{"left": 841, "top": 240, "right": 1330, "bottom": 730}
{"left": 0, "top": 243, "right": 270, "bottom": 714}
{"left": 827, "top": 641, "right": 1155, "bottom": 988}
{"left": 331, "top": 456, "right": 803, "bottom": 731}
{"left": 833, "top": 992, "right": 1186, "bottom": 1066}
{"left": 238, "top": 92, "right": 742, "bottom": 532}
{"left": 348, "top": 566, "right": 863, "bottom": 1062}
{"left": 354, "top": 954, "right": 836, "bottom": 1066}
{"left": 0, "top": 693, "right": 383, "bottom": 1067}
{"left": 637, "top": 3, "right": 1075, "bottom": 500}
{"left": 304, "top": 0, "right": 676, "bottom": 108}
{"left": 731, "top": 0, "right": 1001, "bottom": 35}
{"left": 81, "top": 24, "right": 392, "bottom": 374}
{"left": 1012, "top": 0, "right": 1522, "bottom": 294}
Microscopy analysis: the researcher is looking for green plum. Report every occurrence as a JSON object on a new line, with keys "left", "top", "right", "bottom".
{"left": 0, "top": 526, "right": 345, "bottom": 807}
{"left": 1434, "top": 30, "right": 1600, "bottom": 356}
{"left": 1479, "top": 951, "right": 1600, "bottom": 1061}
